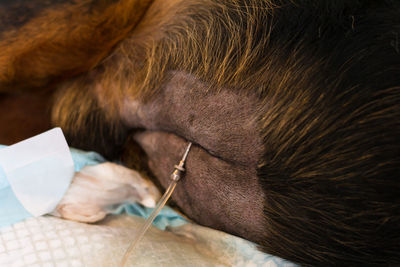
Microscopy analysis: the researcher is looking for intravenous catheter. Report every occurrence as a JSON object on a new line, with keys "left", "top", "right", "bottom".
{"left": 120, "top": 142, "right": 192, "bottom": 266}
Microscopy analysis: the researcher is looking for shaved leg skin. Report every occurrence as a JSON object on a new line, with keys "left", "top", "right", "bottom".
{"left": 122, "top": 71, "right": 267, "bottom": 243}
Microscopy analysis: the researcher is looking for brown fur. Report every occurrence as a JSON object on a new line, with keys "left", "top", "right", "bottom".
{"left": 0, "top": 92, "right": 51, "bottom": 144}
{"left": 1, "top": 0, "right": 399, "bottom": 266}
{"left": 0, "top": 0, "right": 153, "bottom": 91}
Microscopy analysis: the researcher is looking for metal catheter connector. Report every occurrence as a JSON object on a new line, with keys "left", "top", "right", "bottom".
{"left": 170, "top": 142, "right": 192, "bottom": 181}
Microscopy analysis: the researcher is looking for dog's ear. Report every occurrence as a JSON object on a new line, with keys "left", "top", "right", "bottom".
{"left": 0, "top": 0, "right": 153, "bottom": 92}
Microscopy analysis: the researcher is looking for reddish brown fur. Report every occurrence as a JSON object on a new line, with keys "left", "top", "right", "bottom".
{"left": 1, "top": 1, "right": 399, "bottom": 266}
{"left": 0, "top": 92, "right": 51, "bottom": 144}
{"left": 0, "top": 0, "right": 153, "bottom": 91}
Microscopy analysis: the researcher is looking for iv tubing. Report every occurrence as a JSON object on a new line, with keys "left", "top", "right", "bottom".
{"left": 120, "top": 142, "right": 192, "bottom": 267}
{"left": 120, "top": 180, "right": 177, "bottom": 266}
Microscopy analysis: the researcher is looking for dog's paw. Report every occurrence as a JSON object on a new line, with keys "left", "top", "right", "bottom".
{"left": 52, "top": 203, "right": 108, "bottom": 223}
{"left": 51, "top": 162, "right": 161, "bottom": 223}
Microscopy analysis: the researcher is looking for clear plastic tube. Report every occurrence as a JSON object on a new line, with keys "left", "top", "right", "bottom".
{"left": 119, "top": 180, "right": 178, "bottom": 266}
{"left": 120, "top": 142, "right": 192, "bottom": 267}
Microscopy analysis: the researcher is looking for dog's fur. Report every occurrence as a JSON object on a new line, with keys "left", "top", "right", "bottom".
{"left": 1, "top": 0, "right": 399, "bottom": 266}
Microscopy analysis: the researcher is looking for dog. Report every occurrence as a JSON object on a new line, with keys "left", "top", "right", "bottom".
{"left": 1, "top": 0, "right": 399, "bottom": 265}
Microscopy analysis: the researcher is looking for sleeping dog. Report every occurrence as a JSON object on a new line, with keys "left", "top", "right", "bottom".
{"left": 0, "top": 0, "right": 399, "bottom": 266}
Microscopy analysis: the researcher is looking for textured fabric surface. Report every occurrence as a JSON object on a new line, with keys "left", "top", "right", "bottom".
{"left": 0, "top": 215, "right": 297, "bottom": 267}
